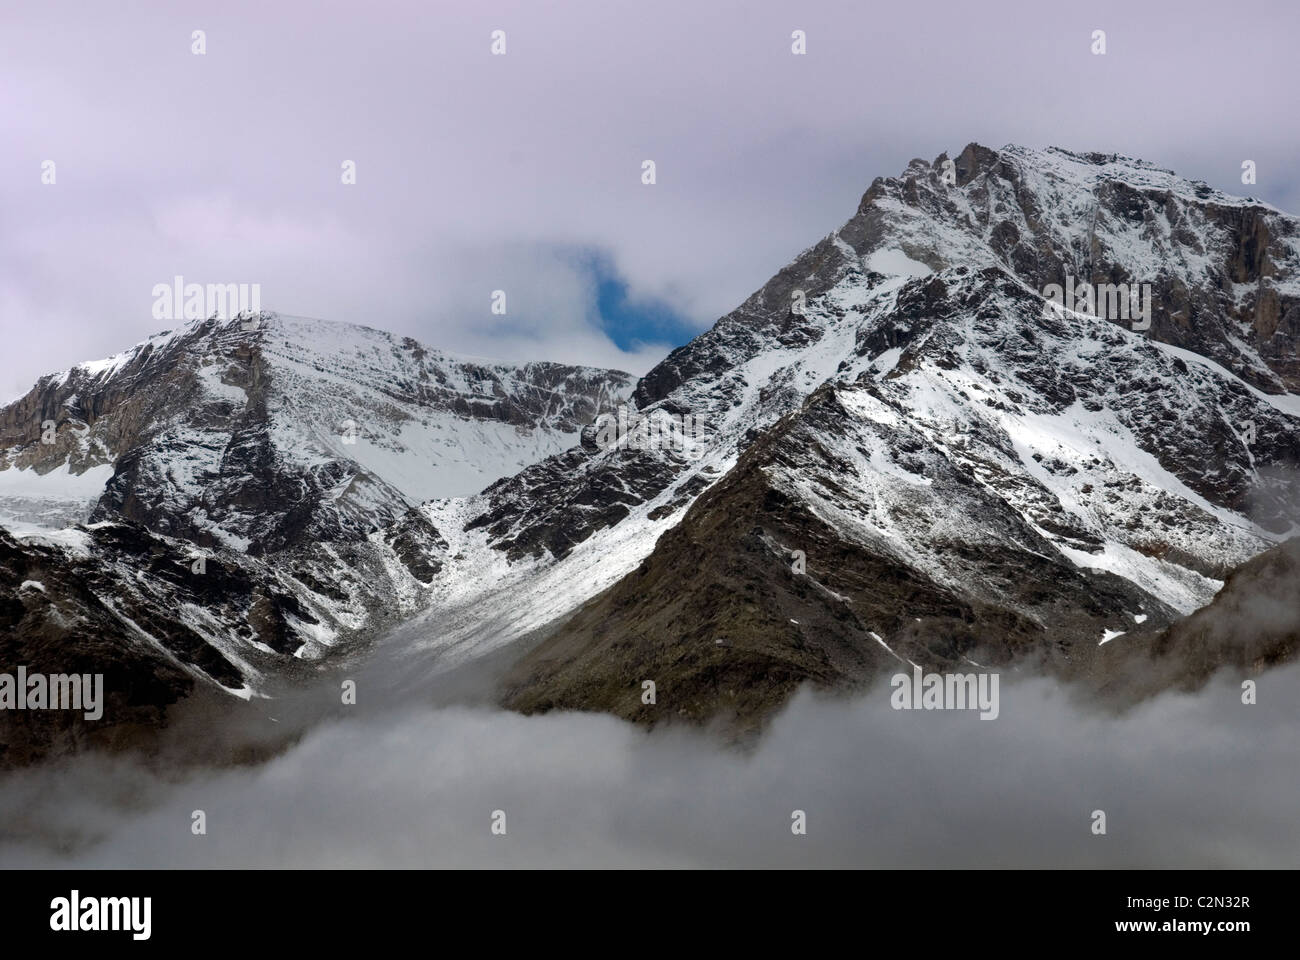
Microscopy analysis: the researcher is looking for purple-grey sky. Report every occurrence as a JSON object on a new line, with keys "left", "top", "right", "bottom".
{"left": 3, "top": 0, "right": 1297, "bottom": 400}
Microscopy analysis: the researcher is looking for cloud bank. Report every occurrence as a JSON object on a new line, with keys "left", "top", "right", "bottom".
{"left": 2, "top": 661, "right": 1296, "bottom": 869}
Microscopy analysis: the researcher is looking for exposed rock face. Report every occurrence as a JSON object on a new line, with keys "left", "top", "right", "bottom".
{"left": 1, "top": 524, "right": 200, "bottom": 766}
{"left": 839, "top": 144, "right": 1300, "bottom": 391}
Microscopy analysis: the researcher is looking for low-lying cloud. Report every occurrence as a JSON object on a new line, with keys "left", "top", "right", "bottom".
{"left": 2, "top": 660, "right": 1297, "bottom": 868}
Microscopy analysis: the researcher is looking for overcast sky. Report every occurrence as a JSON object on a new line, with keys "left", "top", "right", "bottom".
{"left": 3, "top": 0, "right": 1298, "bottom": 400}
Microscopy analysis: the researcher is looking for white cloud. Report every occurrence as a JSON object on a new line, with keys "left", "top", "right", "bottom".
{"left": 3, "top": 0, "right": 1296, "bottom": 392}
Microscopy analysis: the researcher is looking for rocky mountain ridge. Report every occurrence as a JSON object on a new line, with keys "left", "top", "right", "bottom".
{"left": 3, "top": 142, "right": 1299, "bottom": 758}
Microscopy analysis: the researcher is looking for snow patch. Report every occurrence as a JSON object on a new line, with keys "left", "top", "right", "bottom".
{"left": 865, "top": 248, "right": 933, "bottom": 278}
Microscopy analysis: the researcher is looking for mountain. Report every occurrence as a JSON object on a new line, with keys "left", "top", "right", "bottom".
{"left": 4, "top": 143, "right": 1300, "bottom": 762}
{"left": 418, "top": 144, "right": 1300, "bottom": 726}
{"left": 0, "top": 314, "right": 632, "bottom": 763}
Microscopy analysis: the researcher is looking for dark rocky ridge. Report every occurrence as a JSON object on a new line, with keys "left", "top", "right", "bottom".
{"left": 500, "top": 374, "right": 1180, "bottom": 732}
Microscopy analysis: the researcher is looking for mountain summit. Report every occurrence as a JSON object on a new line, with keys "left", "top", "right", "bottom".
{"left": 472, "top": 143, "right": 1300, "bottom": 726}
{"left": 0, "top": 314, "right": 631, "bottom": 762}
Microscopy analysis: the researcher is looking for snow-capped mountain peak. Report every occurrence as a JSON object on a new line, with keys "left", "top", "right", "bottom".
{"left": 0, "top": 312, "right": 634, "bottom": 550}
